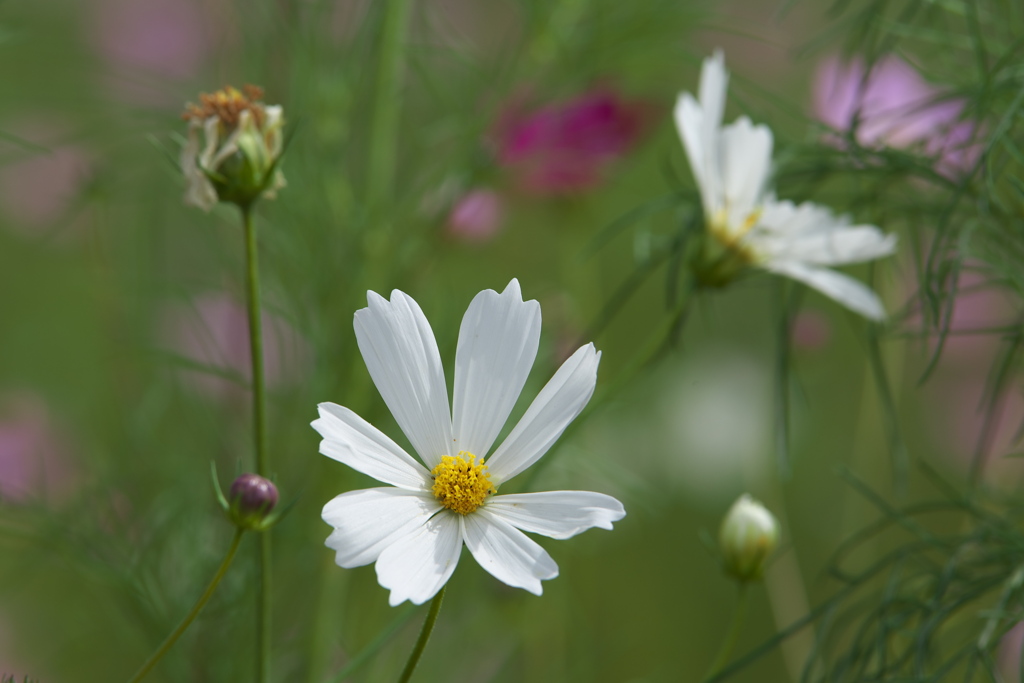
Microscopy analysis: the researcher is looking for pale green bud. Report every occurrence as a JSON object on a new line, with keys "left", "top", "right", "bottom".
{"left": 719, "top": 494, "right": 778, "bottom": 582}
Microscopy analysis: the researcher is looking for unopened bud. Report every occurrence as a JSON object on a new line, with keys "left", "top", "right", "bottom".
{"left": 181, "top": 85, "right": 286, "bottom": 211}
{"left": 228, "top": 473, "right": 279, "bottom": 531}
{"left": 719, "top": 494, "right": 778, "bottom": 583}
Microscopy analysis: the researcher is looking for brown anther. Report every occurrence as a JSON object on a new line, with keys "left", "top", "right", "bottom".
{"left": 181, "top": 84, "right": 267, "bottom": 129}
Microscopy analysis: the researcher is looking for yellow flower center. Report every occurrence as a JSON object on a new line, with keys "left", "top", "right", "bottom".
{"left": 431, "top": 452, "right": 495, "bottom": 515}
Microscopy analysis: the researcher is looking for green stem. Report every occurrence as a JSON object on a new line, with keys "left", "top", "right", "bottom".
{"left": 365, "top": 0, "right": 413, "bottom": 213}
{"left": 241, "top": 205, "right": 272, "bottom": 683}
{"left": 396, "top": 587, "right": 445, "bottom": 683}
{"left": 702, "top": 584, "right": 749, "bottom": 683}
{"left": 127, "top": 529, "right": 245, "bottom": 683}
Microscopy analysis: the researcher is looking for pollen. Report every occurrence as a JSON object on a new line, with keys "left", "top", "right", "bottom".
{"left": 182, "top": 84, "right": 267, "bottom": 129}
{"left": 431, "top": 452, "right": 495, "bottom": 515}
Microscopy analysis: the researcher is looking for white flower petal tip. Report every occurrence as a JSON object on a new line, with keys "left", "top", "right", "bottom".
{"left": 320, "top": 281, "right": 619, "bottom": 604}
{"left": 486, "top": 343, "right": 601, "bottom": 484}
{"left": 464, "top": 510, "right": 559, "bottom": 596}
{"left": 486, "top": 491, "right": 626, "bottom": 540}
{"left": 311, "top": 402, "right": 431, "bottom": 490}
{"left": 375, "top": 513, "right": 463, "bottom": 606}
{"left": 354, "top": 288, "right": 452, "bottom": 470}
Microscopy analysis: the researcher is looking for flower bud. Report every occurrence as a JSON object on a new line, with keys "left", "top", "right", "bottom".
{"left": 181, "top": 85, "right": 286, "bottom": 211}
{"left": 719, "top": 494, "right": 778, "bottom": 583}
{"left": 228, "top": 473, "right": 279, "bottom": 531}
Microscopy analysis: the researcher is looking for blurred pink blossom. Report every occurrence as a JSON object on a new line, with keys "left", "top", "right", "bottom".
{"left": 0, "top": 119, "right": 92, "bottom": 235}
{"left": 446, "top": 188, "right": 504, "bottom": 243}
{"left": 493, "top": 88, "right": 651, "bottom": 195}
{"left": 0, "top": 394, "right": 75, "bottom": 503}
{"left": 1000, "top": 620, "right": 1024, "bottom": 683}
{"left": 812, "top": 55, "right": 980, "bottom": 175}
{"left": 161, "top": 292, "right": 310, "bottom": 400}
{"left": 791, "top": 310, "right": 832, "bottom": 350}
{"left": 91, "top": 0, "right": 210, "bottom": 104}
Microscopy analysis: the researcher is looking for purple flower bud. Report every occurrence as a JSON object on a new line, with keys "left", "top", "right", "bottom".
{"left": 228, "top": 473, "right": 278, "bottom": 530}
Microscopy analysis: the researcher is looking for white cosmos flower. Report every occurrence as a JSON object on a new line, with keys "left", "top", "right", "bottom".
{"left": 312, "top": 280, "right": 625, "bottom": 606}
{"left": 675, "top": 51, "right": 898, "bottom": 320}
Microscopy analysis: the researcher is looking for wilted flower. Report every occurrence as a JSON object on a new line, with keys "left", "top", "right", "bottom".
{"left": 227, "top": 473, "right": 279, "bottom": 531}
{"left": 813, "top": 54, "right": 980, "bottom": 176}
{"left": 313, "top": 280, "right": 625, "bottom": 606}
{"left": 494, "top": 88, "right": 649, "bottom": 195}
{"left": 446, "top": 187, "right": 504, "bottom": 243}
{"left": 180, "top": 85, "right": 285, "bottom": 210}
{"left": 719, "top": 494, "right": 778, "bottom": 582}
{"left": 675, "top": 51, "right": 897, "bottom": 320}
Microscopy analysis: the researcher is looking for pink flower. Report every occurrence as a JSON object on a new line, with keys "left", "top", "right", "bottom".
{"left": 791, "top": 310, "right": 832, "bottom": 351}
{"left": 0, "top": 119, "right": 93, "bottom": 236}
{"left": 161, "top": 292, "right": 310, "bottom": 400}
{"left": 812, "top": 55, "right": 980, "bottom": 175}
{"left": 446, "top": 188, "right": 504, "bottom": 243}
{"left": 494, "top": 88, "right": 650, "bottom": 195}
{"left": 0, "top": 394, "right": 75, "bottom": 503}
{"left": 90, "top": 0, "right": 211, "bottom": 104}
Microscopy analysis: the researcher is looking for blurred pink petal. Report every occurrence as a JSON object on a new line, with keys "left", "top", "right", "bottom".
{"left": 1000, "top": 621, "right": 1024, "bottom": 683}
{"left": 0, "top": 394, "right": 75, "bottom": 503}
{"left": 446, "top": 188, "right": 504, "bottom": 243}
{"left": 92, "top": 0, "right": 207, "bottom": 79}
{"left": 494, "top": 88, "right": 652, "bottom": 195}
{"left": 161, "top": 292, "right": 310, "bottom": 400}
{"left": 791, "top": 310, "right": 832, "bottom": 350}
{"left": 812, "top": 55, "right": 980, "bottom": 175}
{"left": 0, "top": 119, "right": 92, "bottom": 234}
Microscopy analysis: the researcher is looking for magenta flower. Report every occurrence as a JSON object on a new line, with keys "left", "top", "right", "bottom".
{"left": 494, "top": 88, "right": 650, "bottom": 195}
{"left": 0, "top": 394, "right": 75, "bottom": 503}
{"left": 160, "top": 292, "right": 310, "bottom": 400}
{"left": 812, "top": 55, "right": 980, "bottom": 175}
{"left": 446, "top": 188, "right": 504, "bottom": 243}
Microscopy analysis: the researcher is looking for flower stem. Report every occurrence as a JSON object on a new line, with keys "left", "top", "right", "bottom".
{"left": 702, "top": 584, "right": 749, "bottom": 682}
{"left": 126, "top": 529, "right": 245, "bottom": 683}
{"left": 396, "top": 587, "right": 445, "bottom": 683}
{"left": 241, "top": 204, "right": 272, "bottom": 683}
{"left": 366, "top": 0, "right": 413, "bottom": 213}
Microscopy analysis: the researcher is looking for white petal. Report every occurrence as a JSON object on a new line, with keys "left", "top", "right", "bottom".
{"left": 375, "top": 511, "right": 463, "bottom": 606}
{"left": 322, "top": 488, "right": 440, "bottom": 568}
{"left": 354, "top": 290, "right": 453, "bottom": 469}
{"left": 487, "top": 344, "right": 601, "bottom": 484}
{"left": 452, "top": 279, "right": 541, "bottom": 459}
{"left": 765, "top": 260, "right": 887, "bottom": 321}
{"left": 675, "top": 50, "right": 729, "bottom": 218}
{"left": 312, "top": 402, "right": 431, "bottom": 490}
{"left": 463, "top": 508, "right": 559, "bottom": 595}
{"left": 768, "top": 227, "right": 897, "bottom": 266}
{"left": 720, "top": 116, "right": 773, "bottom": 233}
{"left": 485, "top": 491, "right": 625, "bottom": 540}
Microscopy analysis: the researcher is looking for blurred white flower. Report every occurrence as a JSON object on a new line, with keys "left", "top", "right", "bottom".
{"left": 181, "top": 85, "right": 285, "bottom": 211}
{"left": 675, "top": 51, "right": 897, "bottom": 320}
{"left": 719, "top": 494, "right": 779, "bottom": 582}
{"left": 313, "top": 280, "right": 624, "bottom": 606}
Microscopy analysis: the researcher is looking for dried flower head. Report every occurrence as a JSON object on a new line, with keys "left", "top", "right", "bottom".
{"left": 180, "top": 85, "right": 285, "bottom": 210}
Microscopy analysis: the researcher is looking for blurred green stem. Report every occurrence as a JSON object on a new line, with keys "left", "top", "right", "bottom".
{"left": 702, "top": 584, "right": 749, "bottom": 683}
{"left": 126, "top": 529, "right": 245, "bottom": 683}
{"left": 366, "top": 0, "right": 413, "bottom": 214}
{"left": 241, "top": 204, "right": 272, "bottom": 683}
{"left": 396, "top": 587, "right": 445, "bottom": 683}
